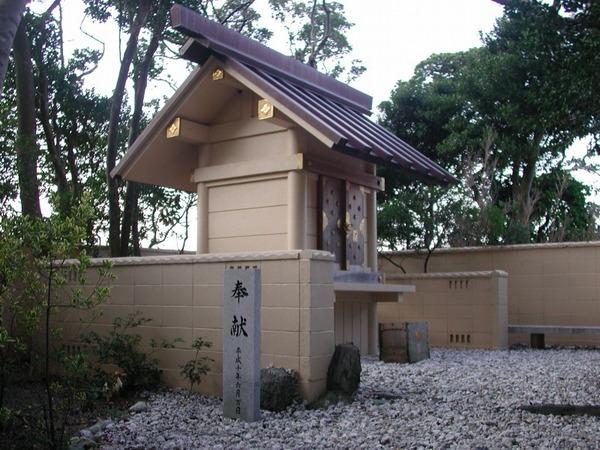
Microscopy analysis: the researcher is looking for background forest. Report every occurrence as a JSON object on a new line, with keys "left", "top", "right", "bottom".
{"left": 378, "top": 0, "right": 600, "bottom": 252}
{"left": 0, "top": 0, "right": 599, "bottom": 258}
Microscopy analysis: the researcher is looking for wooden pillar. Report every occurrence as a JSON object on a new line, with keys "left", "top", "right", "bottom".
{"left": 368, "top": 300, "right": 379, "bottom": 356}
{"left": 367, "top": 190, "right": 378, "bottom": 272}
{"left": 287, "top": 170, "right": 306, "bottom": 250}
{"left": 196, "top": 144, "right": 210, "bottom": 254}
{"left": 196, "top": 182, "right": 208, "bottom": 254}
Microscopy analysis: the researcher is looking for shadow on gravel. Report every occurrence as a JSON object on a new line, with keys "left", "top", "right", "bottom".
{"left": 520, "top": 405, "right": 600, "bottom": 417}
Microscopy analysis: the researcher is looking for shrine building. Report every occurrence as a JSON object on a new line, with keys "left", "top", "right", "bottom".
{"left": 97, "top": 4, "right": 454, "bottom": 400}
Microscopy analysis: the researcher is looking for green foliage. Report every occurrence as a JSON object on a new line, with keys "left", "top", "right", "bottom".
{"left": 0, "top": 198, "right": 110, "bottom": 383}
{"left": 0, "top": 196, "right": 114, "bottom": 449}
{"left": 180, "top": 337, "right": 213, "bottom": 393}
{"left": 82, "top": 311, "right": 181, "bottom": 392}
{"left": 269, "top": 0, "right": 365, "bottom": 81}
{"left": 0, "top": 406, "right": 12, "bottom": 431}
{"left": 378, "top": 0, "right": 600, "bottom": 248}
{"left": 138, "top": 185, "right": 197, "bottom": 252}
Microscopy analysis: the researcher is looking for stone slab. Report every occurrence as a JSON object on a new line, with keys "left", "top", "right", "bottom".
{"left": 223, "top": 267, "right": 261, "bottom": 421}
{"left": 407, "top": 322, "right": 430, "bottom": 363}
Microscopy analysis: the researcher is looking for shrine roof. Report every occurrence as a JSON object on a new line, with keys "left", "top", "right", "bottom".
{"left": 111, "top": 5, "right": 456, "bottom": 186}
{"left": 171, "top": 5, "right": 455, "bottom": 185}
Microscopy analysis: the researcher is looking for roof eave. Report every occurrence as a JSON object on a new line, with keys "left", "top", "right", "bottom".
{"left": 171, "top": 4, "right": 373, "bottom": 115}
{"left": 110, "top": 60, "right": 215, "bottom": 180}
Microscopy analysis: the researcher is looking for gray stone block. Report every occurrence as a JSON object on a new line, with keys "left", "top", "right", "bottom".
{"left": 327, "top": 343, "right": 361, "bottom": 394}
{"left": 260, "top": 367, "right": 298, "bottom": 411}
{"left": 407, "top": 322, "right": 430, "bottom": 363}
{"left": 223, "top": 267, "right": 261, "bottom": 422}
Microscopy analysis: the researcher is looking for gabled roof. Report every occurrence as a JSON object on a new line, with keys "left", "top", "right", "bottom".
{"left": 112, "top": 5, "right": 456, "bottom": 186}
{"left": 170, "top": 5, "right": 456, "bottom": 185}
{"left": 171, "top": 4, "right": 372, "bottom": 115}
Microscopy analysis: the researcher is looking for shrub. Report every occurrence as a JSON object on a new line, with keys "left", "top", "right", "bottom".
{"left": 180, "top": 337, "right": 213, "bottom": 393}
{"left": 0, "top": 198, "right": 113, "bottom": 449}
{"left": 83, "top": 311, "right": 181, "bottom": 392}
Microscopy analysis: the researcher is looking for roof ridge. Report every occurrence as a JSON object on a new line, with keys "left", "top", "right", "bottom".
{"left": 170, "top": 4, "right": 373, "bottom": 115}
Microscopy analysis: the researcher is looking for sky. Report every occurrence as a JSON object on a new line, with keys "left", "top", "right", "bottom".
{"left": 339, "top": 0, "right": 503, "bottom": 108}
{"left": 51, "top": 0, "right": 504, "bottom": 111}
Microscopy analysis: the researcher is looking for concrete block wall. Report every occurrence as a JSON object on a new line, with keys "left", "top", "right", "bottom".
{"left": 379, "top": 271, "right": 508, "bottom": 349}
{"left": 379, "top": 242, "right": 600, "bottom": 346}
{"left": 53, "top": 250, "right": 335, "bottom": 402}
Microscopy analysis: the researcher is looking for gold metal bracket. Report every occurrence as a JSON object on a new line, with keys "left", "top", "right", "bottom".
{"left": 166, "top": 117, "right": 181, "bottom": 138}
{"left": 212, "top": 68, "right": 224, "bottom": 81}
{"left": 257, "top": 99, "right": 274, "bottom": 120}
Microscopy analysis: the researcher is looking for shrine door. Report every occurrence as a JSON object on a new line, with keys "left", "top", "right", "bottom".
{"left": 319, "top": 176, "right": 366, "bottom": 270}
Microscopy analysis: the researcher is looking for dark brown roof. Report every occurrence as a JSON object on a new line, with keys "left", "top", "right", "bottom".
{"left": 170, "top": 4, "right": 456, "bottom": 185}
{"left": 171, "top": 4, "right": 372, "bottom": 115}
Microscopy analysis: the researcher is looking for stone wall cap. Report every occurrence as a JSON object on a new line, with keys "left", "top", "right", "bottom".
{"left": 386, "top": 270, "right": 508, "bottom": 280}
{"left": 334, "top": 282, "right": 416, "bottom": 293}
{"left": 382, "top": 241, "right": 600, "bottom": 256}
{"left": 57, "top": 249, "right": 334, "bottom": 267}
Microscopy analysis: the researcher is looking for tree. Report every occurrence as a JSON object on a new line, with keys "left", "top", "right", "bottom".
{"left": 481, "top": 0, "right": 600, "bottom": 234}
{"left": 0, "top": 198, "right": 112, "bottom": 448}
{"left": 378, "top": 50, "right": 499, "bottom": 254}
{"left": 269, "top": 0, "right": 365, "bottom": 81}
{"left": 82, "top": 0, "right": 269, "bottom": 256}
{"left": 29, "top": 6, "right": 108, "bottom": 219}
{"left": 98, "top": 0, "right": 152, "bottom": 256}
{"left": 0, "top": 0, "right": 27, "bottom": 95}
{"left": 0, "top": 64, "right": 18, "bottom": 210}
{"left": 12, "top": 14, "right": 41, "bottom": 218}
{"left": 9, "top": 1, "right": 94, "bottom": 220}
{"left": 379, "top": 0, "right": 600, "bottom": 249}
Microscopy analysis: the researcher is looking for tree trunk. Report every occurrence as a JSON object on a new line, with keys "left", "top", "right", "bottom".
{"left": 120, "top": 27, "right": 161, "bottom": 256}
{"left": 511, "top": 139, "right": 541, "bottom": 228}
{"left": 38, "top": 64, "right": 69, "bottom": 200}
{"left": 0, "top": 0, "right": 27, "bottom": 95}
{"left": 106, "top": 3, "right": 151, "bottom": 256}
{"left": 120, "top": 182, "right": 138, "bottom": 255}
{"left": 13, "top": 18, "right": 41, "bottom": 218}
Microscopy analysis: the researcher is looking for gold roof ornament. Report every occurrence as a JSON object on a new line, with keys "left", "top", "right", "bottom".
{"left": 257, "top": 99, "right": 274, "bottom": 120}
{"left": 166, "top": 117, "right": 181, "bottom": 138}
{"left": 212, "top": 68, "right": 224, "bottom": 81}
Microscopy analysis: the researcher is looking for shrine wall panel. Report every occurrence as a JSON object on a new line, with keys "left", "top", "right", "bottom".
{"left": 380, "top": 242, "right": 600, "bottom": 347}
{"left": 206, "top": 177, "right": 288, "bottom": 253}
{"left": 208, "top": 131, "right": 289, "bottom": 166}
{"left": 50, "top": 251, "right": 335, "bottom": 402}
{"left": 379, "top": 272, "right": 508, "bottom": 350}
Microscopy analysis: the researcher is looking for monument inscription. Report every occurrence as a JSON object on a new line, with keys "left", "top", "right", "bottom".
{"left": 223, "top": 267, "right": 261, "bottom": 421}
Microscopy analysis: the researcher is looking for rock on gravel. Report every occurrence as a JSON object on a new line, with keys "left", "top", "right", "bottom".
{"left": 327, "top": 343, "right": 361, "bottom": 394}
{"left": 261, "top": 368, "right": 299, "bottom": 411}
{"left": 99, "top": 349, "right": 600, "bottom": 449}
{"left": 129, "top": 401, "right": 149, "bottom": 414}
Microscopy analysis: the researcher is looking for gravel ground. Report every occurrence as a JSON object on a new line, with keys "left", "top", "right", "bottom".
{"left": 98, "top": 348, "right": 600, "bottom": 450}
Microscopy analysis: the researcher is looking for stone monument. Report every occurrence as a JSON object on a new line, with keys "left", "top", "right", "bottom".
{"left": 223, "top": 267, "right": 261, "bottom": 421}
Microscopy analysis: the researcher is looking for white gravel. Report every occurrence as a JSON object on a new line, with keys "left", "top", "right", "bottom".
{"left": 99, "top": 349, "right": 600, "bottom": 449}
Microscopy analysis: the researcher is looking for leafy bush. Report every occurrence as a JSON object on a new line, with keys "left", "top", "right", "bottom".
{"left": 83, "top": 311, "right": 181, "bottom": 392}
{"left": 0, "top": 198, "right": 113, "bottom": 449}
{"left": 180, "top": 337, "right": 213, "bottom": 393}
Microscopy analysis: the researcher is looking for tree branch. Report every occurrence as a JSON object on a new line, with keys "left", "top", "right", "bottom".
{"left": 220, "top": 0, "right": 254, "bottom": 26}
{"left": 307, "top": 0, "right": 332, "bottom": 68}
{"left": 378, "top": 251, "right": 407, "bottom": 273}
